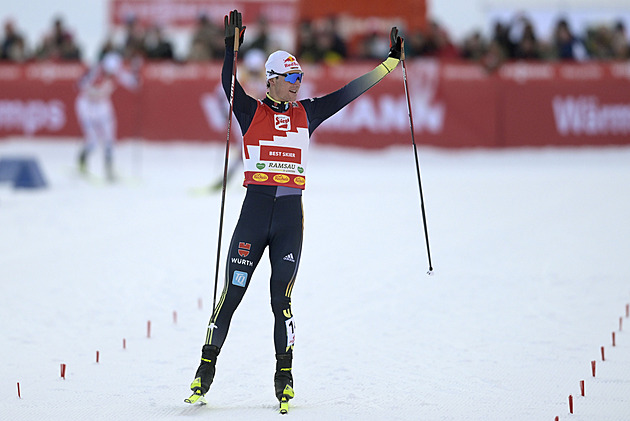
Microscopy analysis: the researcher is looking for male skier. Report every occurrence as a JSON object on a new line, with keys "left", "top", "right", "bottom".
{"left": 188, "top": 9, "right": 403, "bottom": 412}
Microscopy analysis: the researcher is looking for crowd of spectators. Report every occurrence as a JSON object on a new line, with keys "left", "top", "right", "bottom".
{"left": 293, "top": 14, "right": 628, "bottom": 72}
{"left": 1, "top": 17, "right": 82, "bottom": 62}
{"left": 456, "top": 15, "right": 629, "bottom": 71}
{"left": 1, "top": 12, "right": 628, "bottom": 70}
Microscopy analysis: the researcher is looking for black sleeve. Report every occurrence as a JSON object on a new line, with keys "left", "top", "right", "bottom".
{"left": 301, "top": 58, "right": 399, "bottom": 134}
{"left": 222, "top": 43, "right": 259, "bottom": 135}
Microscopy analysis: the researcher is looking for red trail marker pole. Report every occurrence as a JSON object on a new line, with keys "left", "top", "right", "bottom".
{"left": 568, "top": 395, "right": 573, "bottom": 414}
{"left": 580, "top": 380, "right": 585, "bottom": 396}
{"left": 60, "top": 363, "right": 66, "bottom": 379}
{"left": 17, "top": 382, "right": 21, "bottom": 399}
{"left": 591, "top": 360, "right": 596, "bottom": 377}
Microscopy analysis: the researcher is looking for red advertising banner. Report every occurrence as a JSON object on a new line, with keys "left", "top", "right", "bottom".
{"left": 498, "top": 63, "right": 630, "bottom": 147}
{"left": 1, "top": 60, "right": 630, "bottom": 148}
{"left": 0, "top": 63, "right": 85, "bottom": 137}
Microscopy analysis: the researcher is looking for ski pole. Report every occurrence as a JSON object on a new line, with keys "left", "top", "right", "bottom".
{"left": 401, "top": 48, "right": 434, "bottom": 275}
{"left": 212, "top": 26, "right": 240, "bottom": 312}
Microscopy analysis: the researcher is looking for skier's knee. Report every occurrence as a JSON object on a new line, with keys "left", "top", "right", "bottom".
{"left": 271, "top": 295, "right": 291, "bottom": 315}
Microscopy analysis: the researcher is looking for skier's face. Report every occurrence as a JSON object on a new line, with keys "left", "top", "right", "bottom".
{"left": 268, "top": 71, "right": 302, "bottom": 102}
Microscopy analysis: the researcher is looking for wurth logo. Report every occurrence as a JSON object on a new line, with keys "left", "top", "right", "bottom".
{"left": 238, "top": 242, "right": 251, "bottom": 257}
{"left": 231, "top": 257, "right": 253, "bottom": 267}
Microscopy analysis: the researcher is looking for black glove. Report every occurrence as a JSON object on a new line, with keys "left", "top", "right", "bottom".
{"left": 224, "top": 9, "right": 246, "bottom": 46}
{"left": 388, "top": 27, "right": 403, "bottom": 59}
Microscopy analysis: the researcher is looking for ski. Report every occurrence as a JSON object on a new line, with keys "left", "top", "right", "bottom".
{"left": 184, "top": 390, "right": 207, "bottom": 405}
{"left": 188, "top": 184, "right": 217, "bottom": 197}
{"left": 71, "top": 167, "right": 131, "bottom": 186}
{"left": 279, "top": 396, "right": 289, "bottom": 414}
{"left": 184, "top": 377, "right": 207, "bottom": 405}
{"left": 184, "top": 392, "right": 207, "bottom": 405}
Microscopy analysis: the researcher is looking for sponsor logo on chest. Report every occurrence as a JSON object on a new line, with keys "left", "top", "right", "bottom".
{"left": 268, "top": 162, "right": 296, "bottom": 170}
{"left": 260, "top": 145, "right": 302, "bottom": 164}
{"left": 275, "top": 115, "right": 290, "bottom": 131}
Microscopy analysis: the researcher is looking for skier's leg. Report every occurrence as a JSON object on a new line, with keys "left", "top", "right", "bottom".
{"left": 191, "top": 344, "right": 220, "bottom": 396}
{"left": 206, "top": 189, "right": 274, "bottom": 349}
{"left": 101, "top": 111, "right": 117, "bottom": 180}
{"left": 77, "top": 117, "right": 99, "bottom": 173}
{"left": 192, "top": 187, "right": 273, "bottom": 395}
{"left": 268, "top": 193, "right": 303, "bottom": 401}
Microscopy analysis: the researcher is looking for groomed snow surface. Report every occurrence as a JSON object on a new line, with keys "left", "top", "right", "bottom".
{"left": 1, "top": 139, "right": 629, "bottom": 421}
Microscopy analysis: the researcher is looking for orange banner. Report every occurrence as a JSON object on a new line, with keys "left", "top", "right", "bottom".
{"left": 110, "top": 0, "right": 298, "bottom": 26}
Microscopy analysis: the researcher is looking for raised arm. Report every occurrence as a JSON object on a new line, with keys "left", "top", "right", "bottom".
{"left": 222, "top": 10, "right": 258, "bottom": 133}
{"left": 303, "top": 27, "right": 403, "bottom": 134}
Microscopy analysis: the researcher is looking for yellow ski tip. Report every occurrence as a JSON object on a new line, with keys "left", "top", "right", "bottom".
{"left": 184, "top": 390, "right": 207, "bottom": 405}
{"left": 185, "top": 377, "right": 207, "bottom": 404}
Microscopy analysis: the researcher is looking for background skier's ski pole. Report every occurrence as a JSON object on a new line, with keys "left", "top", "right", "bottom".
{"left": 401, "top": 47, "right": 434, "bottom": 275}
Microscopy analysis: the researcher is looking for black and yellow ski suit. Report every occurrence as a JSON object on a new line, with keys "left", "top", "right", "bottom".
{"left": 203, "top": 40, "right": 400, "bottom": 357}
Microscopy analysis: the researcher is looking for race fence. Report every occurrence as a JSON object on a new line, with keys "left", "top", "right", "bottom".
{"left": 1, "top": 60, "right": 629, "bottom": 148}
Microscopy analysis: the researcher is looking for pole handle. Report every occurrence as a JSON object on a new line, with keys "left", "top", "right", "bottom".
{"left": 234, "top": 27, "right": 240, "bottom": 52}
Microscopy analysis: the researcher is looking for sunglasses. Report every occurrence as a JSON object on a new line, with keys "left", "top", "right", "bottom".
{"left": 269, "top": 71, "right": 304, "bottom": 84}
